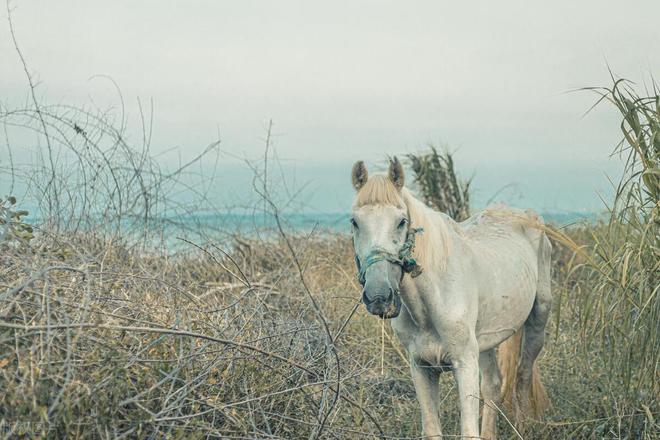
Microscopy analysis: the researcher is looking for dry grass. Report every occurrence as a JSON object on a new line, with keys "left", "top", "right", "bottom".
{"left": 0, "top": 229, "right": 414, "bottom": 439}
{"left": 0, "top": 223, "right": 656, "bottom": 439}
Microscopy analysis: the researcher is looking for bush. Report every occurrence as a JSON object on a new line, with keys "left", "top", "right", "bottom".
{"left": 406, "top": 147, "right": 471, "bottom": 221}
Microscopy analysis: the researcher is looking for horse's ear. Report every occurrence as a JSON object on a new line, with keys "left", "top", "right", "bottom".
{"left": 389, "top": 156, "right": 404, "bottom": 190}
{"left": 352, "top": 160, "right": 369, "bottom": 191}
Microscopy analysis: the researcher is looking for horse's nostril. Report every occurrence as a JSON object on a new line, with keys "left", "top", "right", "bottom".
{"left": 363, "top": 292, "right": 388, "bottom": 305}
{"left": 362, "top": 290, "right": 376, "bottom": 305}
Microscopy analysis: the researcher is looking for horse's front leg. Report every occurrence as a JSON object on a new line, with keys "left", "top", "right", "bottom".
{"left": 453, "top": 341, "right": 481, "bottom": 439}
{"left": 410, "top": 360, "right": 442, "bottom": 438}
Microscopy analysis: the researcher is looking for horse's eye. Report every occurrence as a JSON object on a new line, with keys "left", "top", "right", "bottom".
{"left": 398, "top": 218, "right": 408, "bottom": 229}
{"left": 350, "top": 218, "right": 359, "bottom": 229}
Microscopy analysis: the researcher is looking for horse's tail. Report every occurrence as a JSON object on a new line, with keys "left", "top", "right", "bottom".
{"left": 497, "top": 327, "right": 550, "bottom": 423}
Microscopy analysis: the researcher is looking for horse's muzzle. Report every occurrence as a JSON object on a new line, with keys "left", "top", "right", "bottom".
{"left": 362, "top": 287, "right": 401, "bottom": 319}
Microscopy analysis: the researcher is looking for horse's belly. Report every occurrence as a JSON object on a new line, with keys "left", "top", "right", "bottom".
{"left": 476, "top": 291, "right": 535, "bottom": 351}
{"left": 475, "top": 246, "right": 538, "bottom": 351}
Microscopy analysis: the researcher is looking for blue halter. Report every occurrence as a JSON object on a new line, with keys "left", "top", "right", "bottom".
{"left": 355, "top": 227, "right": 424, "bottom": 286}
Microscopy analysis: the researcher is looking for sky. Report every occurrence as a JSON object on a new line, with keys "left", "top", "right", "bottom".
{"left": 1, "top": 1, "right": 659, "bottom": 214}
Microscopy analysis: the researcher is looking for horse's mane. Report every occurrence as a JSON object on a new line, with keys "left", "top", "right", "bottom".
{"left": 353, "top": 174, "right": 451, "bottom": 271}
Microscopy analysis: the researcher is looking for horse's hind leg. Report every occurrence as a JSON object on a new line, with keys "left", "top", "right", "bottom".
{"left": 479, "top": 348, "right": 502, "bottom": 440}
{"left": 517, "top": 235, "right": 552, "bottom": 419}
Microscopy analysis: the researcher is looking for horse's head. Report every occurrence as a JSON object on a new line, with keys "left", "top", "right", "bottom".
{"left": 350, "top": 157, "right": 414, "bottom": 319}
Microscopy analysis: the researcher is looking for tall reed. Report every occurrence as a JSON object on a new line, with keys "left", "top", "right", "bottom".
{"left": 580, "top": 78, "right": 658, "bottom": 404}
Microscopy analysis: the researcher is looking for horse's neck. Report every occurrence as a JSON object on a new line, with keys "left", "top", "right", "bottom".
{"left": 400, "top": 201, "right": 463, "bottom": 328}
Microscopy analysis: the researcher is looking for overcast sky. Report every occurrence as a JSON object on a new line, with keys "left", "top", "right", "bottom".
{"left": 2, "top": 1, "right": 659, "bottom": 213}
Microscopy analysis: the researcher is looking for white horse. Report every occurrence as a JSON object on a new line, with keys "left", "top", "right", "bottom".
{"left": 350, "top": 158, "right": 551, "bottom": 439}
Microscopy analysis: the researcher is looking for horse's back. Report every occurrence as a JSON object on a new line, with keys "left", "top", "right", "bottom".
{"left": 460, "top": 205, "right": 548, "bottom": 255}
